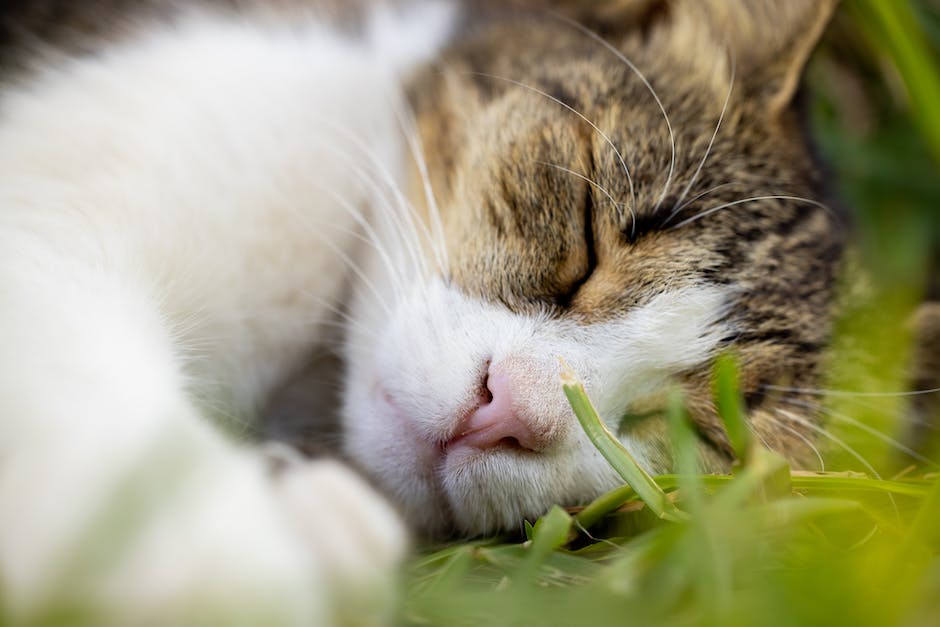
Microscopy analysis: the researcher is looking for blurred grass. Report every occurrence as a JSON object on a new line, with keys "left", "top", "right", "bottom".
{"left": 2, "top": 2, "right": 938, "bottom": 626}
{"left": 407, "top": 364, "right": 938, "bottom": 627}
{"left": 404, "top": 2, "right": 940, "bottom": 625}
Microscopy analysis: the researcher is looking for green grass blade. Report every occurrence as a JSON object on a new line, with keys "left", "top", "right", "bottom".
{"left": 907, "top": 475, "right": 940, "bottom": 549}
{"left": 666, "top": 389, "right": 706, "bottom": 512}
{"left": 560, "top": 361, "right": 686, "bottom": 522}
{"left": 573, "top": 484, "right": 640, "bottom": 530}
{"left": 518, "top": 505, "right": 575, "bottom": 583}
{"left": 713, "top": 353, "right": 751, "bottom": 463}
{"left": 853, "top": 0, "right": 940, "bottom": 164}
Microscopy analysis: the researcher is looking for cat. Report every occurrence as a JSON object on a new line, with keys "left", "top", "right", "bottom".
{"left": 340, "top": 0, "right": 844, "bottom": 536}
{"left": 0, "top": 0, "right": 843, "bottom": 624}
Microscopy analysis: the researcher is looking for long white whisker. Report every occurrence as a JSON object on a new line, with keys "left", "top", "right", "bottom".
{"left": 284, "top": 120, "right": 419, "bottom": 297}
{"left": 393, "top": 100, "right": 450, "bottom": 275}
{"left": 779, "top": 397, "right": 938, "bottom": 468}
{"left": 284, "top": 201, "right": 393, "bottom": 316}
{"left": 671, "top": 52, "right": 736, "bottom": 214}
{"left": 762, "top": 384, "right": 940, "bottom": 398}
{"left": 750, "top": 427, "right": 775, "bottom": 456}
{"left": 845, "top": 396, "right": 938, "bottom": 430}
{"left": 315, "top": 125, "right": 431, "bottom": 283}
{"left": 310, "top": 181, "right": 407, "bottom": 301}
{"left": 791, "top": 389, "right": 938, "bottom": 430}
{"left": 669, "top": 195, "right": 835, "bottom": 229}
{"left": 310, "top": 296, "right": 380, "bottom": 343}
{"left": 670, "top": 182, "right": 743, "bottom": 216}
{"left": 391, "top": 105, "right": 452, "bottom": 321}
{"left": 770, "top": 418, "right": 827, "bottom": 471}
{"left": 552, "top": 14, "right": 675, "bottom": 215}
{"left": 776, "top": 408, "right": 885, "bottom": 480}
{"left": 468, "top": 71, "right": 637, "bottom": 222}
{"left": 536, "top": 161, "right": 630, "bottom": 222}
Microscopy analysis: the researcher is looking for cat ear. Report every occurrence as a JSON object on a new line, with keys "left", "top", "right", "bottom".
{"left": 524, "top": 0, "right": 837, "bottom": 113}
{"left": 497, "top": 0, "right": 836, "bottom": 113}
{"left": 681, "top": 0, "right": 839, "bottom": 114}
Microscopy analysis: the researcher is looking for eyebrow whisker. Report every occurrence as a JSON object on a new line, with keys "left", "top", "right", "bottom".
{"left": 467, "top": 71, "right": 638, "bottom": 222}
{"left": 536, "top": 161, "right": 631, "bottom": 225}
{"left": 670, "top": 50, "right": 736, "bottom": 218}
{"left": 551, "top": 13, "right": 676, "bottom": 217}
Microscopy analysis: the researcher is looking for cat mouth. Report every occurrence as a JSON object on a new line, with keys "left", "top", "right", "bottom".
{"left": 442, "top": 430, "right": 534, "bottom": 454}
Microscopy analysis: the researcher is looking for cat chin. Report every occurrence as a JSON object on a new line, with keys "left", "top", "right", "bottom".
{"left": 438, "top": 444, "right": 620, "bottom": 536}
{"left": 342, "top": 278, "right": 734, "bottom": 536}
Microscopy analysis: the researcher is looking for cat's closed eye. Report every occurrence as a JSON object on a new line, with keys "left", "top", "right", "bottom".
{"left": 557, "top": 191, "right": 697, "bottom": 308}
{"left": 623, "top": 205, "right": 671, "bottom": 244}
{"left": 554, "top": 184, "right": 598, "bottom": 308}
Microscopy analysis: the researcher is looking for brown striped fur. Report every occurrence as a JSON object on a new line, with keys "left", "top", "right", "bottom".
{"left": 408, "top": 0, "right": 843, "bottom": 466}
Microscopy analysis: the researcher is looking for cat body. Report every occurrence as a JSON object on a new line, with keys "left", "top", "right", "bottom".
{"left": 0, "top": 0, "right": 843, "bottom": 623}
{"left": 0, "top": 2, "right": 455, "bottom": 623}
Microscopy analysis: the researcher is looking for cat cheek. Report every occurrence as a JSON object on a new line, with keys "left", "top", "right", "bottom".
{"left": 377, "top": 390, "right": 446, "bottom": 467}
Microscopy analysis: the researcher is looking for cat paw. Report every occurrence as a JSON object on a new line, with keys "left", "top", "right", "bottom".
{"left": 86, "top": 447, "right": 407, "bottom": 627}
{"left": 273, "top": 456, "right": 409, "bottom": 624}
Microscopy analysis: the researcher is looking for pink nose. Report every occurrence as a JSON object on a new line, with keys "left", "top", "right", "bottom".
{"left": 448, "top": 371, "right": 538, "bottom": 451}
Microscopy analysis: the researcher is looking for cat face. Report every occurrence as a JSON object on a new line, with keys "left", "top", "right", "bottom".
{"left": 343, "top": 0, "right": 843, "bottom": 536}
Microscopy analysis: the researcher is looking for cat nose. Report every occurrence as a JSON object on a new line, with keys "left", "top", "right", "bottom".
{"left": 447, "top": 370, "right": 538, "bottom": 452}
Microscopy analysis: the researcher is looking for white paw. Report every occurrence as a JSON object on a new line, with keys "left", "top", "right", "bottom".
{"left": 274, "top": 458, "right": 409, "bottom": 624}
{"left": 87, "top": 448, "right": 406, "bottom": 627}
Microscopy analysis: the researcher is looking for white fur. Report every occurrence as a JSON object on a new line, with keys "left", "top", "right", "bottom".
{"left": 0, "top": 3, "right": 455, "bottom": 624}
{"left": 344, "top": 274, "right": 732, "bottom": 535}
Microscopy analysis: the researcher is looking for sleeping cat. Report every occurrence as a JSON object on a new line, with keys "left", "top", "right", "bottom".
{"left": 0, "top": 0, "right": 841, "bottom": 624}
{"left": 343, "top": 0, "right": 844, "bottom": 537}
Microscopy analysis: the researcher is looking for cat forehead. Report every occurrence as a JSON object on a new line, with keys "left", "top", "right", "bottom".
{"left": 427, "top": 6, "right": 732, "bottom": 111}
{"left": 417, "top": 0, "right": 838, "bottom": 124}
{"left": 402, "top": 1, "right": 835, "bottom": 317}
{"left": 412, "top": 11, "right": 751, "bottom": 203}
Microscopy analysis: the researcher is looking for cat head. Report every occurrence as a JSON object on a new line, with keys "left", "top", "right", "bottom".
{"left": 342, "top": 0, "right": 843, "bottom": 536}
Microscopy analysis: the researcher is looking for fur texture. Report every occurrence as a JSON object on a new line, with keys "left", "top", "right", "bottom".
{"left": 0, "top": 2, "right": 455, "bottom": 623}
{"left": 345, "top": 0, "right": 843, "bottom": 535}
{"left": 1, "top": 0, "right": 848, "bottom": 621}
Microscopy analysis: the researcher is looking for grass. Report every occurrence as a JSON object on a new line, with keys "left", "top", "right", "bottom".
{"left": 402, "top": 2, "right": 940, "bottom": 625}
{"left": 1, "top": 2, "right": 938, "bottom": 627}
{"left": 404, "top": 362, "right": 938, "bottom": 627}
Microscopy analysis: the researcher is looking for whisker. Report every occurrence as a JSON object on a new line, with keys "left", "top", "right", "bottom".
{"left": 312, "top": 116, "right": 434, "bottom": 285}
{"left": 573, "top": 518, "right": 628, "bottom": 552}
{"left": 775, "top": 408, "right": 885, "bottom": 481}
{"left": 285, "top": 202, "right": 394, "bottom": 316}
{"left": 536, "top": 161, "right": 628, "bottom": 221}
{"left": 785, "top": 425, "right": 827, "bottom": 472}
{"left": 309, "top": 295, "right": 380, "bottom": 344}
{"left": 668, "top": 195, "right": 836, "bottom": 229}
{"left": 391, "top": 108, "right": 452, "bottom": 319}
{"left": 669, "top": 182, "right": 743, "bottom": 217}
{"left": 551, "top": 13, "right": 675, "bottom": 216}
{"left": 761, "top": 384, "right": 940, "bottom": 399}
{"left": 330, "top": 140, "right": 431, "bottom": 285}
{"left": 779, "top": 397, "right": 938, "bottom": 468}
{"left": 284, "top": 124, "right": 419, "bottom": 298}
{"left": 310, "top": 180, "right": 408, "bottom": 301}
{"left": 393, "top": 100, "right": 451, "bottom": 275}
{"left": 818, "top": 393, "right": 938, "bottom": 430}
{"left": 750, "top": 427, "right": 775, "bottom": 456}
{"left": 671, "top": 52, "right": 736, "bottom": 215}
{"left": 754, "top": 417, "right": 826, "bottom": 471}
{"left": 357, "top": 157, "right": 431, "bottom": 282}
{"left": 467, "top": 71, "right": 637, "bottom": 225}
